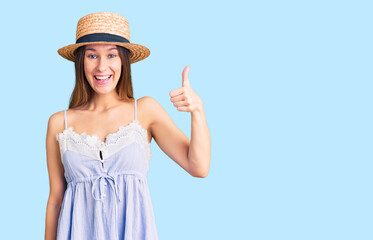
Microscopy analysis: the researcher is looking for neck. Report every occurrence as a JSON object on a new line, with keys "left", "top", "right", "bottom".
{"left": 87, "top": 91, "right": 126, "bottom": 112}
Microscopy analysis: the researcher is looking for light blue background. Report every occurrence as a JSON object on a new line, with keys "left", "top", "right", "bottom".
{"left": 0, "top": 0, "right": 372, "bottom": 239}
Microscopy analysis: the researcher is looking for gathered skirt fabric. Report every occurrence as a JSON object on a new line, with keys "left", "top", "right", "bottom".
{"left": 57, "top": 169, "right": 158, "bottom": 240}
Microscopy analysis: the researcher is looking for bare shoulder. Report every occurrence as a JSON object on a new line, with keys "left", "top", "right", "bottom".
{"left": 137, "top": 96, "right": 161, "bottom": 110}
{"left": 136, "top": 96, "right": 166, "bottom": 125}
{"left": 47, "top": 110, "right": 66, "bottom": 137}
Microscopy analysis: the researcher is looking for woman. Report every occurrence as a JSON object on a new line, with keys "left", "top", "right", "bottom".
{"left": 44, "top": 12, "right": 211, "bottom": 240}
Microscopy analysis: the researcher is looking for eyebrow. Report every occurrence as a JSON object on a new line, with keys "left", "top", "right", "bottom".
{"left": 85, "top": 47, "right": 118, "bottom": 52}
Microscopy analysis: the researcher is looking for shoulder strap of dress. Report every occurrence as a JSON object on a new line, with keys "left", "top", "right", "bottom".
{"left": 134, "top": 99, "right": 137, "bottom": 121}
{"left": 64, "top": 110, "right": 68, "bottom": 129}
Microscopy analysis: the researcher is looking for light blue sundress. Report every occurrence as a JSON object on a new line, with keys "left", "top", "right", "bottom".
{"left": 55, "top": 99, "right": 159, "bottom": 240}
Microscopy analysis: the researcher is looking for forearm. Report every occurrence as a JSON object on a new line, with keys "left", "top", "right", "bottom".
{"left": 188, "top": 104, "right": 211, "bottom": 177}
{"left": 45, "top": 200, "right": 62, "bottom": 240}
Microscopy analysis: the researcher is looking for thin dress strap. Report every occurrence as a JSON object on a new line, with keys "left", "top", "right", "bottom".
{"left": 134, "top": 99, "right": 137, "bottom": 121}
{"left": 64, "top": 110, "right": 68, "bottom": 129}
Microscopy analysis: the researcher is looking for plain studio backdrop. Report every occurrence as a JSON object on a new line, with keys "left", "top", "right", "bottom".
{"left": 0, "top": 0, "right": 372, "bottom": 239}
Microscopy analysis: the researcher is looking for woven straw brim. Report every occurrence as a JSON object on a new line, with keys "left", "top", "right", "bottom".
{"left": 57, "top": 41, "right": 150, "bottom": 64}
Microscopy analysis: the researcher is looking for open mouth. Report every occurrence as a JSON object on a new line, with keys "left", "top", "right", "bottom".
{"left": 94, "top": 75, "right": 112, "bottom": 81}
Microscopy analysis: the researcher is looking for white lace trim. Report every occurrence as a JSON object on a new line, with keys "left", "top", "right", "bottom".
{"left": 56, "top": 120, "right": 151, "bottom": 166}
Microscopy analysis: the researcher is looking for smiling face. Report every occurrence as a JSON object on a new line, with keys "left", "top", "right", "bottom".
{"left": 83, "top": 44, "right": 122, "bottom": 95}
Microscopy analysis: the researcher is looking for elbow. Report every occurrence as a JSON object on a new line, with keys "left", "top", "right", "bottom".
{"left": 197, "top": 172, "right": 208, "bottom": 178}
{"left": 191, "top": 168, "right": 209, "bottom": 178}
{"left": 188, "top": 156, "right": 210, "bottom": 178}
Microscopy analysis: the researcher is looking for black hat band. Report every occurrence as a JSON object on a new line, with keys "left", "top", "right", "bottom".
{"left": 76, "top": 33, "right": 130, "bottom": 44}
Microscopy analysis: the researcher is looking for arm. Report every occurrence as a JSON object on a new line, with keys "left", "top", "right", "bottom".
{"left": 170, "top": 65, "right": 210, "bottom": 177}
{"left": 45, "top": 112, "right": 67, "bottom": 240}
{"left": 188, "top": 104, "right": 210, "bottom": 178}
{"left": 143, "top": 66, "right": 211, "bottom": 178}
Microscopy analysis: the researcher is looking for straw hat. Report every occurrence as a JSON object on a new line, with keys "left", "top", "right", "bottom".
{"left": 57, "top": 12, "right": 150, "bottom": 64}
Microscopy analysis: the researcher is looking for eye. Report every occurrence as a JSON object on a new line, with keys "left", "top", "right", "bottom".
{"left": 87, "top": 54, "right": 96, "bottom": 59}
{"left": 109, "top": 54, "right": 117, "bottom": 58}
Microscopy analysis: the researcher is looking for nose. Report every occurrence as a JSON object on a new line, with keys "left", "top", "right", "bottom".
{"left": 97, "top": 57, "right": 108, "bottom": 72}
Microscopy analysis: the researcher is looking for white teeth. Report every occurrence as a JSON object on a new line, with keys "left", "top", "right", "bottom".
{"left": 95, "top": 75, "right": 111, "bottom": 80}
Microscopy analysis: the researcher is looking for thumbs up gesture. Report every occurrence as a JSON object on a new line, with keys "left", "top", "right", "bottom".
{"left": 169, "top": 65, "right": 203, "bottom": 113}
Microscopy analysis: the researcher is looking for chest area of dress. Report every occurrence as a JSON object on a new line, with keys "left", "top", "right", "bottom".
{"left": 56, "top": 120, "right": 151, "bottom": 163}
{"left": 61, "top": 144, "right": 150, "bottom": 182}
{"left": 57, "top": 121, "right": 152, "bottom": 179}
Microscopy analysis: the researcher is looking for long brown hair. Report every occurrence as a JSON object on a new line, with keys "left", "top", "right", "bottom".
{"left": 68, "top": 45, "right": 134, "bottom": 109}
